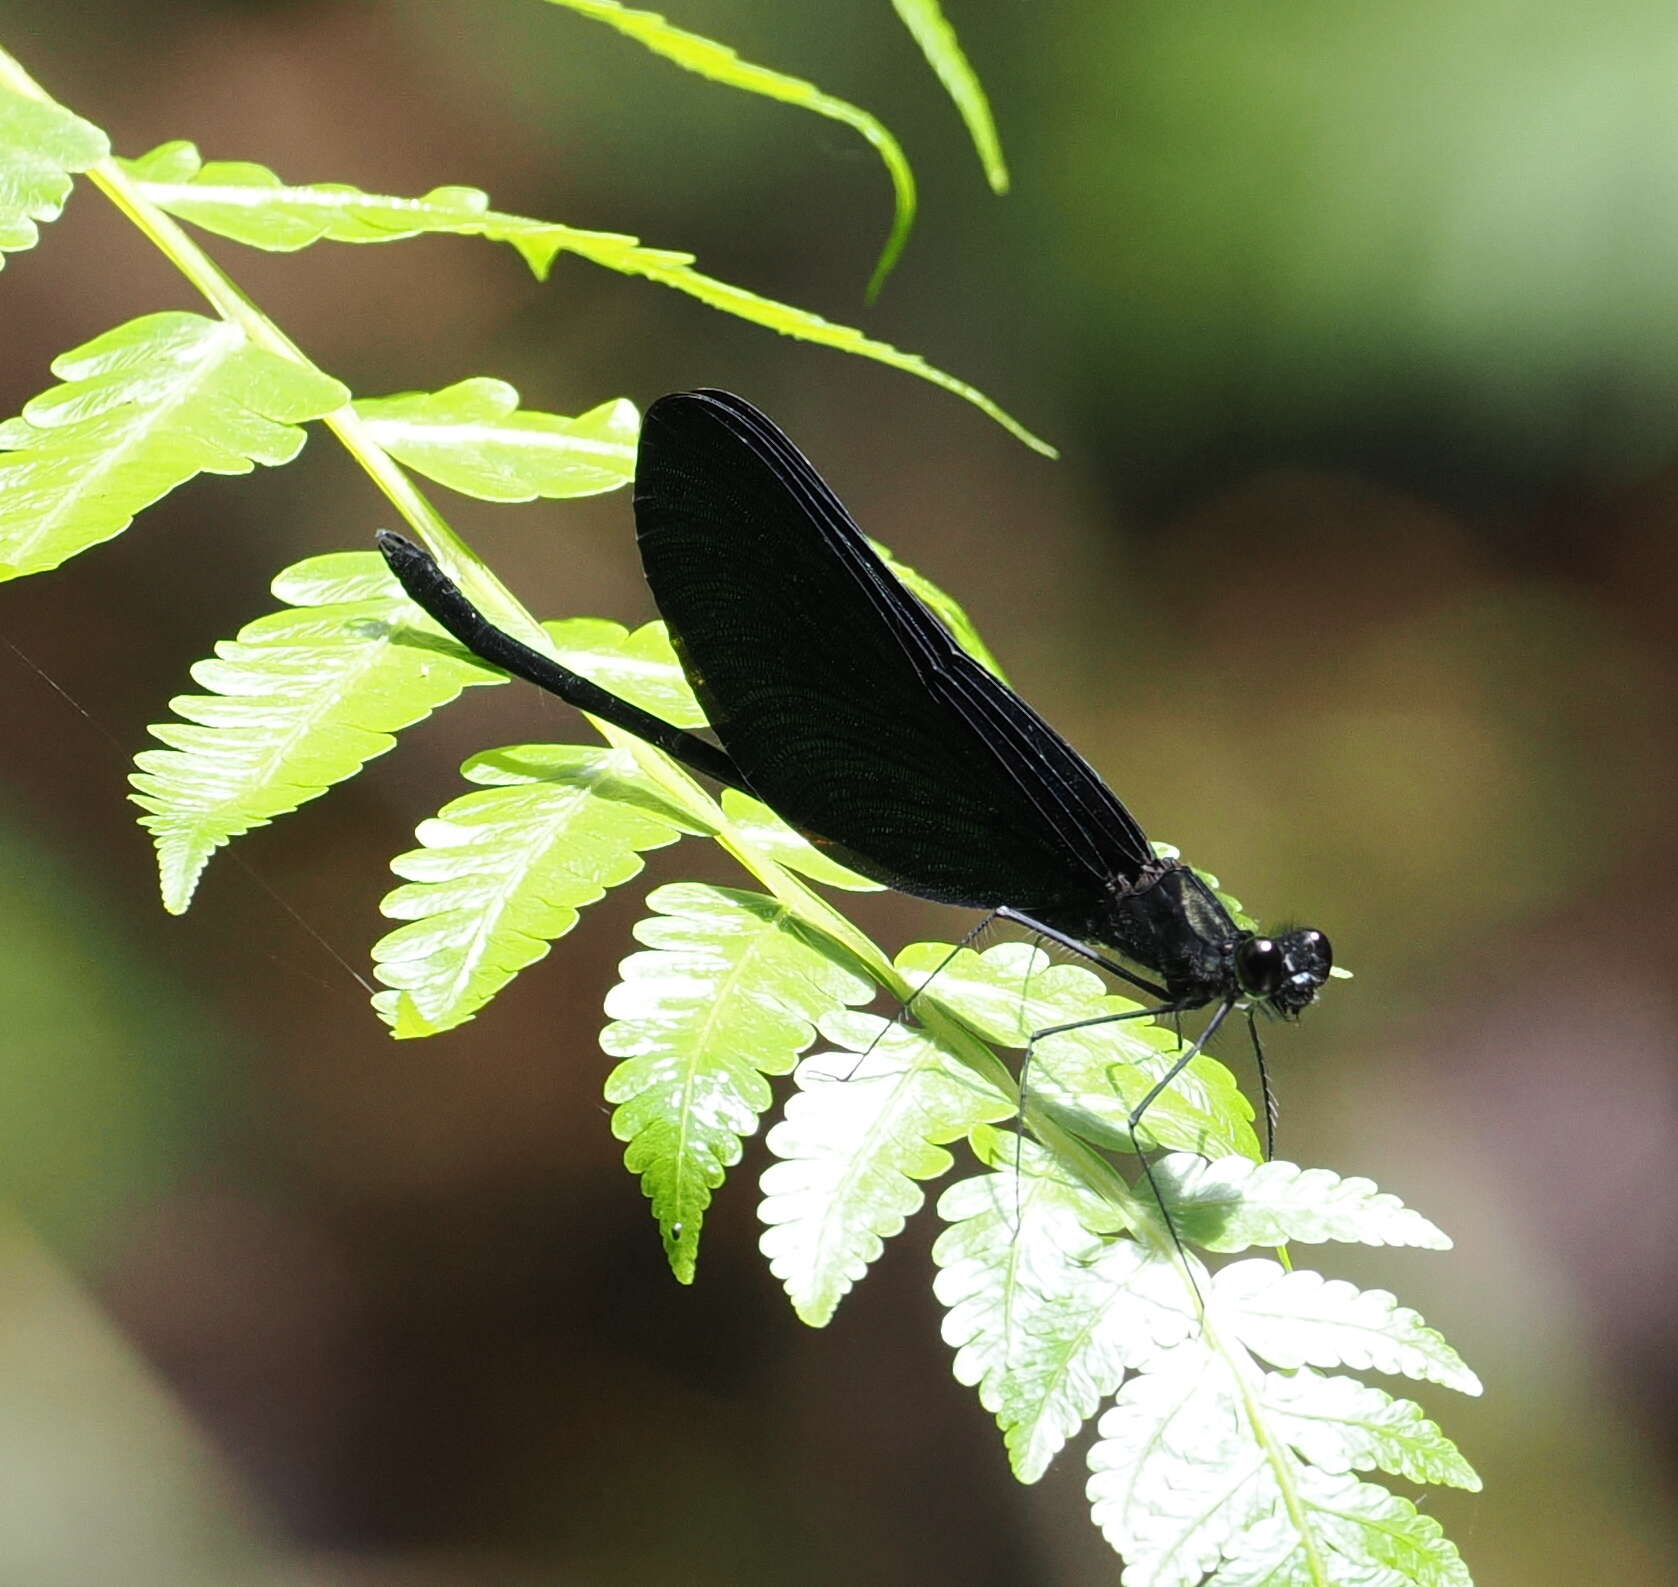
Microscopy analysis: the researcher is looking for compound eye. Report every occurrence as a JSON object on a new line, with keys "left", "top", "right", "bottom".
{"left": 1236, "top": 936, "right": 1285, "bottom": 998}
{"left": 1295, "top": 919, "right": 1335, "bottom": 973}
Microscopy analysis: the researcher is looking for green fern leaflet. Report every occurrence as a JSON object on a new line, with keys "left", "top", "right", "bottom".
{"left": 0, "top": 311, "right": 347, "bottom": 580}
{"left": 936, "top": 1134, "right": 1479, "bottom": 1585}
{"left": 373, "top": 744, "right": 693, "bottom": 1039}
{"left": 352, "top": 382, "right": 639, "bottom": 503}
{"left": 603, "top": 883, "right": 875, "bottom": 1283}
{"left": 759, "top": 1008, "right": 1015, "bottom": 1325}
{"left": 132, "top": 551, "right": 503, "bottom": 912}
{"left": 0, "top": 82, "right": 107, "bottom": 261}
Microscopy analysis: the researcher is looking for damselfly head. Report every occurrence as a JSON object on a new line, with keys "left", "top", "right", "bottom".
{"left": 1234, "top": 927, "right": 1333, "bottom": 1018}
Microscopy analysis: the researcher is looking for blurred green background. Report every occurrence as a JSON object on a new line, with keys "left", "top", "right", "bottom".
{"left": 2, "top": 1, "right": 1676, "bottom": 1582}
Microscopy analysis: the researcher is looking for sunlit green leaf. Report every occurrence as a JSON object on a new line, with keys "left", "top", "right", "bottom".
{"left": 1260, "top": 1369, "right": 1481, "bottom": 1492}
{"left": 0, "top": 83, "right": 107, "bottom": 261}
{"left": 1087, "top": 1343, "right": 1274, "bottom": 1587}
{"left": 373, "top": 744, "right": 692, "bottom": 1038}
{"left": 118, "top": 141, "right": 509, "bottom": 249}
{"left": 934, "top": 1133, "right": 1194, "bottom": 1483}
{"left": 0, "top": 311, "right": 347, "bottom": 580}
{"left": 759, "top": 1010, "right": 1012, "bottom": 1325}
{"left": 131, "top": 551, "right": 501, "bottom": 913}
{"left": 1204, "top": 1471, "right": 1473, "bottom": 1587}
{"left": 366, "top": 609, "right": 726, "bottom": 1038}
{"left": 603, "top": 883, "right": 874, "bottom": 1282}
{"left": 1089, "top": 1349, "right": 1476, "bottom": 1587}
{"left": 1157, "top": 1155, "right": 1452, "bottom": 1253}
{"left": 1211, "top": 1260, "right": 1482, "bottom": 1394}
{"left": 888, "top": 0, "right": 1009, "bottom": 193}
{"left": 541, "top": 0, "right": 915, "bottom": 298}
{"left": 353, "top": 381, "right": 638, "bottom": 501}
{"left": 123, "top": 142, "right": 1052, "bottom": 454}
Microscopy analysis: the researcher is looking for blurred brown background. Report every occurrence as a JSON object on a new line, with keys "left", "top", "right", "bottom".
{"left": 2, "top": 1, "right": 1675, "bottom": 1582}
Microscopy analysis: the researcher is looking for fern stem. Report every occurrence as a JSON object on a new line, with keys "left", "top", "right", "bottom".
{"left": 1206, "top": 1312, "right": 1332, "bottom": 1586}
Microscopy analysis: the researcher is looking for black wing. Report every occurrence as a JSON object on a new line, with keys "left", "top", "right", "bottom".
{"left": 633, "top": 390, "right": 1154, "bottom": 911}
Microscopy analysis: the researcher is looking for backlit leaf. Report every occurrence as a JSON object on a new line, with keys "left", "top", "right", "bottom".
{"left": 934, "top": 1134, "right": 1194, "bottom": 1482}
{"left": 603, "top": 883, "right": 874, "bottom": 1282}
{"left": 0, "top": 83, "right": 107, "bottom": 261}
{"left": 888, "top": 0, "right": 1008, "bottom": 193}
{"left": 354, "top": 380, "right": 638, "bottom": 502}
{"left": 1157, "top": 1155, "right": 1452, "bottom": 1253}
{"left": 1212, "top": 1260, "right": 1482, "bottom": 1394}
{"left": 541, "top": 0, "right": 915, "bottom": 298}
{"left": 760, "top": 1010, "right": 1012, "bottom": 1325}
{"left": 0, "top": 311, "right": 346, "bottom": 579}
{"left": 373, "top": 744, "right": 691, "bottom": 1038}
{"left": 132, "top": 550, "right": 500, "bottom": 912}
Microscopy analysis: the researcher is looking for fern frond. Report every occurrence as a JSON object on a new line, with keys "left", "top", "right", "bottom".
{"left": 117, "top": 141, "right": 508, "bottom": 249}
{"left": 602, "top": 882, "right": 875, "bottom": 1282}
{"left": 539, "top": 0, "right": 915, "bottom": 299}
{"left": 0, "top": 311, "right": 347, "bottom": 580}
{"left": 1088, "top": 1345, "right": 1277, "bottom": 1586}
{"left": 367, "top": 613, "right": 886, "bottom": 1040}
{"left": 131, "top": 550, "right": 501, "bottom": 913}
{"left": 353, "top": 382, "right": 638, "bottom": 502}
{"left": 120, "top": 143, "right": 1053, "bottom": 455}
{"left": 367, "top": 612, "right": 714, "bottom": 1035}
{"left": 372, "top": 744, "right": 692, "bottom": 1038}
{"left": 759, "top": 1009, "right": 1014, "bottom": 1326}
{"left": 888, "top": 0, "right": 1009, "bottom": 193}
{"left": 922, "top": 1095, "right": 1478, "bottom": 1583}
{"left": 0, "top": 82, "right": 106, "bottom": 261}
